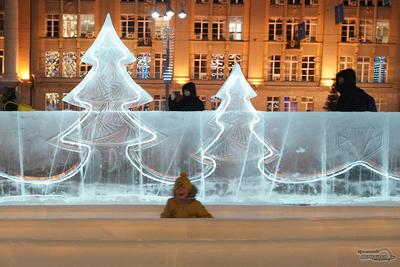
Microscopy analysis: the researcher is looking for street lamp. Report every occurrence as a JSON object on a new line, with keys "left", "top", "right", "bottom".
{"left": 151, "top": 0, "right": 186, "bottom": 110}
{"left": 177, "top": 9, "right": 187, "bottom": 19}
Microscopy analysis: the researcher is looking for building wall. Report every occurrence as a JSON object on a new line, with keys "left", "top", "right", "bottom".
{"left": 1, "top": 0, "right": 399, "bottom": 111}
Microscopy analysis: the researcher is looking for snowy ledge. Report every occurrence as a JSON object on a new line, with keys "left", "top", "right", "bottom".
{"left": 0, "top": 205, "right": 399, "bottom": 220}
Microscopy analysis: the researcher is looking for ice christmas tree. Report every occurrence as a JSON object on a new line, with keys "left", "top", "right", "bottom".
{"left": 126, "top": 114, "right": 215, "bottom": 184}
{"left": 62, "top": 14, "right": 153, "bottom": 141}
{"left": 199, "top": 64, "right": 278, "bottom": 197}
{"left": 50, "top": 14, "right": 159, "bottom": 185}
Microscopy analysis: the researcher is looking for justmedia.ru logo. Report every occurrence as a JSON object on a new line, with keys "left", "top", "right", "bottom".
{"left": 358, "top": 248, "right": 397, "bottom": 263}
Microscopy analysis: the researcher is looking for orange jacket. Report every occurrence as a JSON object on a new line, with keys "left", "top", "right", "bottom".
{"left": 161, "top": 198, "right": 213, "bottom": 218}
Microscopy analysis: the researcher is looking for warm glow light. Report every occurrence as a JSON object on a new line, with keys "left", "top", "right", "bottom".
{"left": 248, "top": 78, "right": 263, "bottom": 86}
{"left": 321, "top": 79, "right": 334, "bottom": 87}
{"left": 321, "top": 66, "right": 336, "bottom": 86}
{"left": 178, "top": 9, "right": 187, "bottom": 19}
{"left": 166, "top": 8, "right": 174, "bottom": 18}
{"left": 174, "top": 77, "right": 190, "bottom": 85}
{"left": 164, "top": 14, "right": 172, "bottom": 21}
{"left": 19, "top": 71, "right": 30, "bottom": 80}
{"left": 151, "top": 10, "right": 160, "bottom": 19}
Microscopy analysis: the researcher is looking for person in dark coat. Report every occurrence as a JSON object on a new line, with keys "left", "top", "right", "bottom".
{"left": 335, "top": 68, "right": 377, "bottom": 112}
{"left": 1, "top": 89, "right": 18, "bottom": 111}
{"left": 168, "top": 82, "right": 204, "bottom": 111}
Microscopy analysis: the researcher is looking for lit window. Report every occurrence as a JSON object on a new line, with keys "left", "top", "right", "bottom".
{"left": 300, "top": 96, "right": 314, "bottom": 111}
{"left": 120, "top": 15, "right": 135, "bottom": 38}
{"left": 194, "top": 54, "right": 207, "bottom": 80}
{"left": 268, "top": 55, "right": 281, "bottom": 81}
{"left": 305, "top": 18, "right": 317, "bottom": 42}
{"left": 341, "top": 19, "right": 356, "bottom": 42}
{"left": 305, "top": 0, "right": 319, "bottom": 5}
{"left": 46, "top": 14, "right": 59, "bottom": 37}
{"left": 136, "top": 53, "right": 151, "bottom": 79}
{"left": 62, "top": 52, "right": 77, "bottom": 78}
{"left": 63, "top": 14, "right": 78, "bottom": 38}
{"left": 283, "top": 96, "right": 297, "bottom": 112}
{"left": 45, "top": 93, "right": 61, "bottom": 111}
{"left": 373, "top": 56, "right": 387, "bottom": 83}
{"left": 194, "top": 17, "right": 209, "bottom": 40}
{"left": 211, "top": 17, "right": 225, "bottom": 40}
{"left": 360, "top": 0, "right": 373, "bottom": 7}
{"left": 154, "top": 53, "right": 166, "bottom": 79}
{"left": 288, "top": 0, "right": 301, "bottom": 5}
{"left": 343, "top": 0, "right": 358, "bottom": 7}
{"left": 285, "top": 55, "right": 298, "bottom": 81}
{"left": 268, "top": 18, "right": 283, "bottom": 41}
{"left": 230, "top": 0, "right": 243, "bottom": 4}
{"left": 45, "top": 51, "right": 60, "bottom": 77}
{"left": 286, "top": 18, "right": 299, "bottom": 42}
{"left": 339, "top": 56, "right": 353, "bottom": 71}
{"left": 359, "top": 19, "right": 372, "bottom": 43}
{"left": 376, "top": 20, "right": 389, "bottom": 43}
{"left": 154, "top": 18, "right": 167, "bottom": 40}
{"left": 270, "top": 0, "right": 283, "bottom": 5}
{"left": 229, "top": 17, "right": 242, "bottom": 40}
{"left": 137, "top": 16, "right": 152, "bottom": 46}
{"left": 80, "top": 14, "right": 95, "bottom": 38}
{"left": 301, "top": 56, "right": 316, "bottom": 82}
{"left": 211, "top": 54, "right": 224, "bottom": 80}
{"left": 153, "top": 94, "right": 166, "bottom": 111}
{"left": 228, "top": 54, "right": 241, "bottom": 73}
{"left": 286, "top": 18, "right": 300, "bottom": 49}
{"left": 266, "top": 97, "right": 279, "bottom": 112}
{"left": 357, "top": 56, "right": 370, "bottom": 83}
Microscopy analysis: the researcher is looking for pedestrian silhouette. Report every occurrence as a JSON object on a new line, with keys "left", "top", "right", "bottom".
{"left": 168, "top": 82, "right": 204, "bottom": 111}
{"left": 335, "top": 69, "right": 377, "bottom": 112}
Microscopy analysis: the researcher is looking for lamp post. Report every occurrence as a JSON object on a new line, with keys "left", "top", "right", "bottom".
{"left": 151, "top": 0, "right": 186, "bottom": 110}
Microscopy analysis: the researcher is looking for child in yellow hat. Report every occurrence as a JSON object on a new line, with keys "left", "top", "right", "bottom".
{"left": 161, "top": 172, "right": 213, "bottom": 218}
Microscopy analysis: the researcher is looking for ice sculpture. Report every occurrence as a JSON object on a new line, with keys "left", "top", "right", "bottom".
{"left": 0, "top": 14, "right": 158, "bottom": 185}
{"left": 0, "top": 111, "right": 400, "bottom": 203}
{"left": 199, "top": 64, "right": 278, "bottom": 198}
{"left": 262, "top": 114, "right": 400, "bottom": 184}
{"left": 57, "top": 14, "right": 161, "bottom": 186}
{"left": 0, "top": 14, "right": 399, "bottom": 203}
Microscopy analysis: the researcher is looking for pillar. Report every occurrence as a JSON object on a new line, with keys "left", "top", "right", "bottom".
{"left": 3, "top": 0, "right": 19, "bottom": 82}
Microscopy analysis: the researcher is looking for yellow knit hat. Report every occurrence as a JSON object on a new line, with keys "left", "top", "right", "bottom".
{"left": 174, "top": 172, "right": 192, "bottom": 190}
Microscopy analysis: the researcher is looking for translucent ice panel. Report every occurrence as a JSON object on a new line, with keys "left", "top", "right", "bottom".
{"left": 0, "top": 111, "right": 399, "bottom": 204}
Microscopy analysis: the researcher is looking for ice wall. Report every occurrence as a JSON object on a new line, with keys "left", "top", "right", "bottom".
{"left": 0, "top": 111, "right": 399, "bottom": 204}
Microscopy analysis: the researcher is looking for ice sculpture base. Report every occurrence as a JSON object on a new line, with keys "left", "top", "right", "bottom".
{"left": 0, "top": 205, "right": 399, "bottom": 267}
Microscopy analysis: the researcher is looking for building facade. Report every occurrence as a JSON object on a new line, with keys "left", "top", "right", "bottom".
{"left": 0, "top": 0, "right": 399, "bottom": 111}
